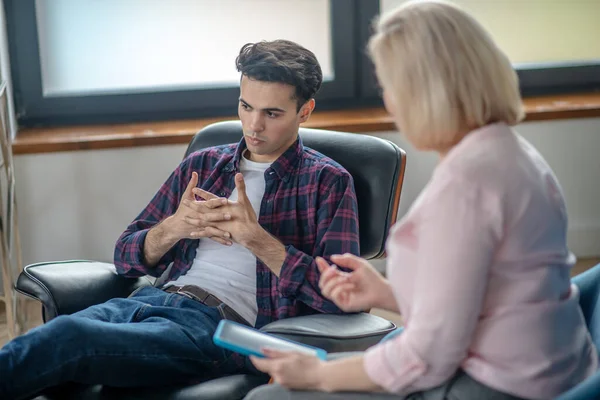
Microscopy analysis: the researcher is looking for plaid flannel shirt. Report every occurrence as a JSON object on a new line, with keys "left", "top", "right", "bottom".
{"left": 114, "top": 136, "right": 360, "bottom": 329}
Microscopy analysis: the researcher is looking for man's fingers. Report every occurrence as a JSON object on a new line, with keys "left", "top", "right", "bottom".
{"left": 189, "top": 227, "right": 232, "bottom": 245}
{"left": 181, "top": 199, "right": 201, "bottom": 213}
{"left": 193, "top": 188, "right": 219, "bottom": 201}
{"left": 185, "top": 212, "right": 231, "bottom": 226}
{"left": 204, "top": 212, "right": 232, "bottom": 222}
{"left": 182, "top": 199, "right": 229, "bottom": 216}
{"left": 183, "top": 172, "right": 199, "bottom": 200}
{"left": 192, "top": 188, "right": 227, "bottom": 205}
{"left": 207, "top": 236, "right": 232, "bottom": 246}
{"left": 234, "top": 173, "right": 250, "bottom": 204}
{"left": 191, "top": 225, "right": 231, "bottom": 239}
{"left": 189, "top": 231, "right": 232, "bottom": 246}
{"left": 204, "top": 197, "right": 228, "bottom": 209}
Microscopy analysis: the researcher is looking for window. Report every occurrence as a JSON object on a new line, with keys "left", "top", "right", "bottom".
{"left": 5, "top": 0, "right": 380, "bottom": 126}
{"left": 381, "top": 0, "right": 600, "bottom": 96}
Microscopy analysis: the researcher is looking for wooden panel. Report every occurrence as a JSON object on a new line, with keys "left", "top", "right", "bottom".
{"left": 12, "top": 92, "right": 600, "bottom": 155}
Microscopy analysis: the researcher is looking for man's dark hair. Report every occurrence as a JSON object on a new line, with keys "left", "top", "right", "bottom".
{"left": 235, "top": 40, "right": 323, "bottom": 112}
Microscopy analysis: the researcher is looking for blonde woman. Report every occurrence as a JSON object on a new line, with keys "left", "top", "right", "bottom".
{"left": 244, "top": 1, "right": 598, "bottom": 399}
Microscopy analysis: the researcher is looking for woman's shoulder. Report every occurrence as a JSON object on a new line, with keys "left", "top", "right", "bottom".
{"left": 438, "top": 124, "right": 549, "bottom": 193}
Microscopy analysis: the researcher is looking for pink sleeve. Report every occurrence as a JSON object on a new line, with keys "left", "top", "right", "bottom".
{"left": 364, "top": 177, "right": 502, "bottom": 393}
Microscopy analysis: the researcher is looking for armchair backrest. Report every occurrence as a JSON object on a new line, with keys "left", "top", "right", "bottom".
{"left": 185, "top": 121, "right": 406, "bottom": 260}
{"left": 572, "top": 263, "right": 600, "bottom": 357}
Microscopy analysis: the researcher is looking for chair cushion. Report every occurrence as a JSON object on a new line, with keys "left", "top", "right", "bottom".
{"left": 260, "top": 313, "right": 396, "bottom": 352}
{"left": 30, "top": 374, "right": 269, "bottom": 400}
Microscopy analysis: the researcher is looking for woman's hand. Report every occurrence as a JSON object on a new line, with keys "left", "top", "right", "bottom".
{"left": 317, "top": 254, "right": 396, "bottom": 312}
{"left": 251, "top": 349, "right": 382, "bottom": 393}
{"left": 250, "top": 349, "right": 325, "bottom": 390}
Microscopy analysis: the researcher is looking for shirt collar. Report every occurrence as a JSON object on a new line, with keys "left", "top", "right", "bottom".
{"left": 227, "top": 136, "right": 304, "bottom": 182}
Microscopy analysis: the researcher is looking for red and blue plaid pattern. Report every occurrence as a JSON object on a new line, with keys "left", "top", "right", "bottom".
{"left": 114, "top": 137, "right": 360, "bottom": 328}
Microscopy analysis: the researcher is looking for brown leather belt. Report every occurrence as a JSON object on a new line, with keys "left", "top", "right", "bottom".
{"left": 164, "top": 284, "right": 250, "bottom": 326}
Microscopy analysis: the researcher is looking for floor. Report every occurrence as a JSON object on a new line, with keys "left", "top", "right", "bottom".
{"left": 1, "top": 258, "right": 600, "bottom": 348}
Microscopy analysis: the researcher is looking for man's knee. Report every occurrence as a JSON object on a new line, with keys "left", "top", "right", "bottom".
{"left": 40, "top": 315, "right": 91, "bottom": 342}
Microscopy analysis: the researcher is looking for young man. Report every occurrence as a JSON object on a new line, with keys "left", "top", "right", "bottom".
{"left": 0, "top": 40, "right": 359, "bottom": 398}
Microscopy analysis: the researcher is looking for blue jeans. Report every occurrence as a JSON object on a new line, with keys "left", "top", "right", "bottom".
{"left": 0, "top": 286, "right": 246, "bottom": 399}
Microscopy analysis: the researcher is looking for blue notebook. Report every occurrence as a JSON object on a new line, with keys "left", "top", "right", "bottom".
{"left": 213, "top": 320, "right": 327, "bottom": 360}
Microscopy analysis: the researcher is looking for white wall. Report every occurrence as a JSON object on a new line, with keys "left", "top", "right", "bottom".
{"left": 13, "top": 117, "right": 600, "bottom": 269}
{"left": 380, "top": 0, "right": 600, "bottom": 64}
{"left": 14, "top": 145, "right": 186, "bottom": 265}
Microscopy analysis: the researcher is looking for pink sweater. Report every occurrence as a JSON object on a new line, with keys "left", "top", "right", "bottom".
{"left": 364, "top": 123, "right": 597, "bottom": 399}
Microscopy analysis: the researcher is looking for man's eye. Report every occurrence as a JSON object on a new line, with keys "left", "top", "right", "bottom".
{"left": 241, "top": 103, "right": 250, "bottom": 110}
{"left": 266, "top": 111, "right": 277, "bottom": 118}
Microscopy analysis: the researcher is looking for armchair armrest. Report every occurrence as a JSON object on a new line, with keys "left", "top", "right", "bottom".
{"left": 15, "top": 260, "right": 153, "bottom": 322}
{"left": 555, "top": 371, "right": 600, "bottom": 400}
{"left": 259, "top": 313, "right": 397, "bottom": 353}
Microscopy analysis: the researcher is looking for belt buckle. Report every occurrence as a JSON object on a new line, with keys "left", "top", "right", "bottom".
{"left": 175, "top": 286, "right": 196, "bottom": 301}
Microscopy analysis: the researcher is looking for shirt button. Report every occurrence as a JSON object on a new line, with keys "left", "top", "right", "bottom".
{"left": 219, "top": 191, "right": 226, "bottom": 197}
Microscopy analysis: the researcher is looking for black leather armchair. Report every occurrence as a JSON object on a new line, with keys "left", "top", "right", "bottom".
{"left": 16, "top": 121, "right": 406, "bottom": 400}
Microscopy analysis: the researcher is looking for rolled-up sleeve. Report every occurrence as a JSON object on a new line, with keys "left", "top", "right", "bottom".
{"left": 114, "top": 157, "right": 191, "bottom": 277}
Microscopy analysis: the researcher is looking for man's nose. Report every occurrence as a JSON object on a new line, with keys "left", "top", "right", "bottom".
{"left": 249, "top": 113, "right": 265, "bottom": 132}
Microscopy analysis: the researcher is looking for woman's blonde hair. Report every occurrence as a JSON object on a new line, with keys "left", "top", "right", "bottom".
{"left": 368, "top": 0, "right": 524, "bottom": 150}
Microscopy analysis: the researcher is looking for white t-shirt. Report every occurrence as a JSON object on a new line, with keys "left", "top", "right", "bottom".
{"left": 168, "top": 152, "right": 271, "bottom": 326}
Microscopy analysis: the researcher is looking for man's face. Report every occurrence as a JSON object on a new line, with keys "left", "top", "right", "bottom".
{"left": 238, "top": 75, "right": 312, "bottom": 163}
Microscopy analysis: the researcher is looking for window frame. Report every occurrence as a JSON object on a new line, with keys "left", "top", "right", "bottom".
{"left": 6, "top": 0, "right": 599, "bottom": 128}
{"left": 517, "top": 61, "right": 600, "bottom": 97}
{"left": 5, "top": 0, "right": 381, "bottom": 126}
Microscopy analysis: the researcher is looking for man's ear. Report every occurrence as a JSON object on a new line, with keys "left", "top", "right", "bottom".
{"left": 299, "top": 99, "right": 316, "bottom": 123}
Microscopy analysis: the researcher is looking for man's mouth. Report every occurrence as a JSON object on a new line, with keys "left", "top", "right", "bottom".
{"left": 245, "top": 136, "right": 265, "bottom": 145}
